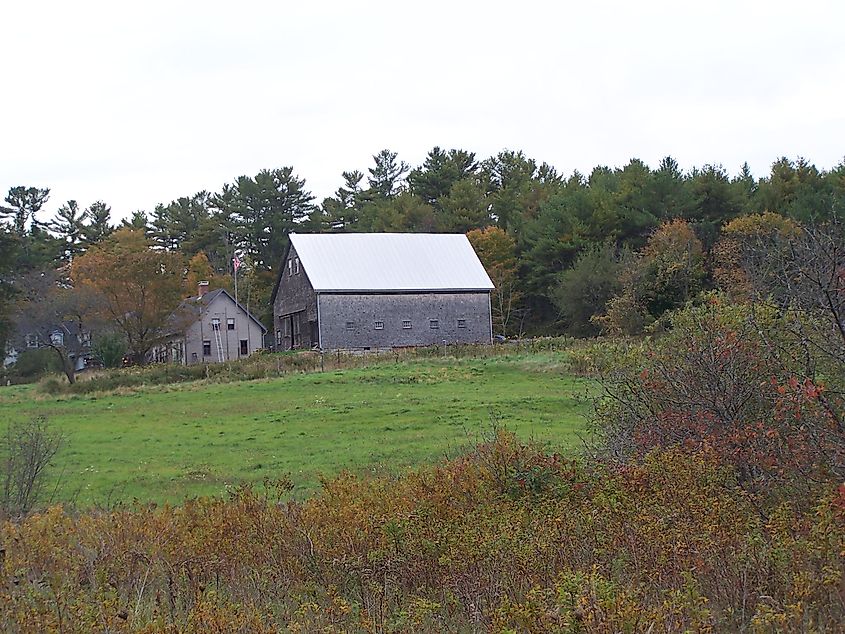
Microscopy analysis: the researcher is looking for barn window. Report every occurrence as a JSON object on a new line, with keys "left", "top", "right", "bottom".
{"left": 374, "top": 321, "right": 384, "bottom": 330}
{"left": 240, "top": 340, "right": 248, "bottom": 355}
{"left": 429, "top": 319, "right": 439, "bottom": 329}
{"left": 26, "top": 334, "right": 39, "bottom": 348}
{"left": 202, "top": 341, "right": 211, "bottom": 356}
{"left": 402, "top": 320, "right": 412, "bottom": 329}
{"left": 346, "top": 321, "right": 355, "bottom": 330}
{"left": 457, "top": 319, "right": 467, "bottom": 328}
{"left": 211, "top": 318, "right": 220, "bottom": 331}
{"left": 288, "top": 259, "right": 293, "bottom": 276}
{"left": 276, "top": 330, "right": 282, "bottom": 345}
{"left": 227, "top": 318, "right": 235, "bottom": 330}
{"left": 294, "top": 257, "right": 300, "bottom": 274}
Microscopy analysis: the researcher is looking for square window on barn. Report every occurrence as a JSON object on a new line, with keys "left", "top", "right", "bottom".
{"left": 227, "top": 318, "right": 235, "bottom": 330}
{"left": 457, "top": 319, "right": 467, "bottom": 328}
{"left": 402, "top": 320, "right": 412, "bottom": 329}
{"left": 202, "top": 340, "right": 211, "bottom": 356}
{"left": 240, "top": 339, "right": 248, "bottom": 355}
{"left": 430, "top": 319, "right": 439, "bottom": 329}
{"left": 374, "top": 321, "right": 384, "bottom": 330}
{"left": 26, "top": 334, "right": 38, "bottom": 348}
{"left": 211, "top": 318, "right": 220, "bottom": 331}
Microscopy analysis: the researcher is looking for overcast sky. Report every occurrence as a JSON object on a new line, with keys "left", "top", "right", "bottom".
{"left": 2, "top": 0, "right": 843, "bottom": 223}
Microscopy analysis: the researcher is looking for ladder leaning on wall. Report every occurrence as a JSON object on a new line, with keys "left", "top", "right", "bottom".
{"left": 212, "top": 319, "right": 225, "bottom": 362}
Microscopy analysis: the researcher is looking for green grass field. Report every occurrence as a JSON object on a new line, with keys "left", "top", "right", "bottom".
{"left": 0, "top": 353, "right": 593, "bottom": 506}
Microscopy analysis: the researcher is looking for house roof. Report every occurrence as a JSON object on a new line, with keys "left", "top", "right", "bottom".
{"left": 169, "top": 288, "right": 267, "bottom": 334}
{"left": 287, "top": 233, "right": 495, "bottom": 293}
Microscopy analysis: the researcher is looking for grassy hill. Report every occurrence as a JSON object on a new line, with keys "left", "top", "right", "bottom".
{"left": 0, "top": 352, "right": 593, "bottom": 506}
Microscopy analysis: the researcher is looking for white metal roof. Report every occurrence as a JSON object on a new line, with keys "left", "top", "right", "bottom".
{"left": 289, "top": 233, "right": 494, "bottom": 292}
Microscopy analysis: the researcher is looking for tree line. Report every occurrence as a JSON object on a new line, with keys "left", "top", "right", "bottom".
{"left": 1, "top": 150, "right": 843, "bottom": 373}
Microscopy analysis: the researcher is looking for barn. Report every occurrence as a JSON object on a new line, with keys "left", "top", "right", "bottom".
{"left": 270, "top": 233, "right": 494, "bottom": 350}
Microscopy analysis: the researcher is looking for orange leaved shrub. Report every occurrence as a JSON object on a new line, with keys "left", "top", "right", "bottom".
{"left": 2, "top": 431, "right": 843, "bottom": 632}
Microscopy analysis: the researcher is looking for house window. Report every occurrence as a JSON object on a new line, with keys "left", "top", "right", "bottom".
{"left": 430, "top": 319, "right": 439, "bottom": 329}
{"left": 294, "top": 257, "right": 300, "bottom": 274}
{"left": 202, "top": 340, "right": 211, "bottom": 356}
{"left": 402, "top": 320, "right": 412, "bottom": 329}
{"left": 457, "top": 319, "right": 467, "bottom": 328}
{"left": 227, "top": 318, "right": 235, "bottom": 330}
{"left": 374, "top": 321, "right": 384, "bottom": 330}
{"left": 211, "top": 318, "right": 220, "bottom": 331}
{"left": 240, "top": 339, "right": 248, "bottom": 355}
{"left": 346, "top": 321, "right": 355, "bottom": 330}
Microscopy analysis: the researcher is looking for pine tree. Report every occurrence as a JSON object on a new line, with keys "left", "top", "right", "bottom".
{"left": 82, "top": 201, "right": 113, "bottom": 246}
{"left": 3, "top": 186, "right": 50, "bottom": 236}
{"left": 48, "top": 200, "right": 88, "bottom": 261}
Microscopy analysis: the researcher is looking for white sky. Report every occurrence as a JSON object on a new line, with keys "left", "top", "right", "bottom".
{"left": 2, "top": 0, "right": 843, "bottom": 223}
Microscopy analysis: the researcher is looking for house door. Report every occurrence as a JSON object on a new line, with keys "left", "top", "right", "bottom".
{"left": 292, "top": 312, "right": 302, "bottom": 348}
{"left": 309, "top": 321, "right": 318, "bottom": 349}
{"left": 283, "top": 312, "right": 305, "bottom": 350}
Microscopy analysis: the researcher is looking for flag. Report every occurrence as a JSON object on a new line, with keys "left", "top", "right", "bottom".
{"left": 233, "top": 253, "right": 242, "bottom": 273}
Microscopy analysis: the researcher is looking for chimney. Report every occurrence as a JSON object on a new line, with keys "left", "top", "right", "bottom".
{"left": 198, "top": 281, "right": 210, "bottom": 298}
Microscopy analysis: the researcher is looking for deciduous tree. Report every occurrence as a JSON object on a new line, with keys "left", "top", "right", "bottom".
{"left": 467, "top": 226, "right": 522, "bottom": 336}
{"left": 11, "top": 270, "right": 98, "bottom": 384}
{"left": 71, "top": 228, "right": 185, "bottom": 364}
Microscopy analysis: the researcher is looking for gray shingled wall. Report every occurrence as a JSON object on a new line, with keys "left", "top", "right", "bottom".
{"left": 317, "top": 292, "right": 492, "bottom": 349}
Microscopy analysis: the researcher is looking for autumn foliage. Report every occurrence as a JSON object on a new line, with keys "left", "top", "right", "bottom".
{"left": 0, "top": 429, "right": 842, "bottom": 632}
{"left": 597, "top": 296, "right": 844, "bottom": 492}
{"left": 71, "top": 228, "right": 185, "bottom": 363}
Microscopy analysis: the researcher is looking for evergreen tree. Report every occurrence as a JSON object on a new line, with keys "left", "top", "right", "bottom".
{"left": 438, "top": 179, "right": 490, "bottom": 232}
{"left": 2, "top": 186, "right": 50, "bottom": 236}
{"left": 121, "top": 210, "right": 149, "bottom": 231}
{"left": 322, "top": 171, "right": 365, "bottom": 230}
{"left": 213, "top": 167, "right": 315, "bottom": 269}
{"left": 82, "top": 201, "right": 113, "bottom": 246}
{"left": 482, "top": 151, "right": 562, "bottom": 237}
{"left": 150, "top": 192, "right": 211, "bottom": 252}
{"left": 48, "top": 200, "right": 88, "bottom": 262}
{"left": 650, "top": 156, "right": 694, "bottom": 220}
{"left": 367, "top": 149, "right": 409, "bottom": 199}
{"left": 407, "top": 147, "right": 478, "bottom": 211}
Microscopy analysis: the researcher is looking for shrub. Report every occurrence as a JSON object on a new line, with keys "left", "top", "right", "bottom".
{"left": 594, "top": 295, "right": 844, "bottom": 496}
{"left": 1, "top": 433, "right": 841, "bottom": 631}
{"left": 7, "top": 348, "right": 63, "bottom": 381}
{"left": 91, "top": 332, "right": 126, "bottom": 368}
{"left": 1, "top": 417, "right": 64, "bottom": 519}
